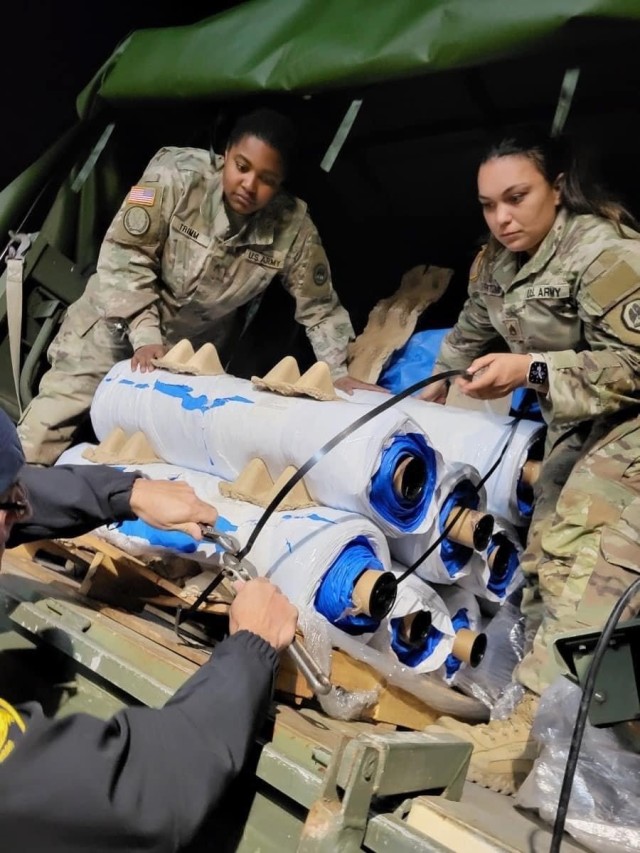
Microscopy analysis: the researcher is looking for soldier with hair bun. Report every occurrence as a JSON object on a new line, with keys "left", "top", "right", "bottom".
{"left": 19, "top": 108, "right": 365, "bottom": 465}
{"left": 425, "top": 132, "right": 640, "bottom": 794}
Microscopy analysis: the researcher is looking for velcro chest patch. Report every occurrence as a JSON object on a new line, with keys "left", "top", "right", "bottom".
{"left": 244, "top": 249, "right": 284, "bottom": 270}
{"left": 524, "top": 283, "right": 572, "bottom": 300}
{"left": 171, "top": 217, "right": 211, "bottom": 248}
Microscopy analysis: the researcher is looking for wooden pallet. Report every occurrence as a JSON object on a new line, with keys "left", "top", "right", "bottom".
{"left": 6, "top": 536, "right": 488, "bottom": 730}
{"left": 11, "top": 534, "right": 232, "bottom": 614}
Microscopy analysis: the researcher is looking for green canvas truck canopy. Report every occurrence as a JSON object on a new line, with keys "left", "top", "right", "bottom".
{"left": 2, "top": 0, "right": 640, "bottom": 414}
{"left": 77, "top": 0, "right": 640, "bottom": 110}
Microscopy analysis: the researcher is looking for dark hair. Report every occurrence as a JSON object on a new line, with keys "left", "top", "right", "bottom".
{"left": 227, "top": 108, "right": 298, "bottom": 175}
{"left": 481, "top": 131, "right": 639, "bottom": 233}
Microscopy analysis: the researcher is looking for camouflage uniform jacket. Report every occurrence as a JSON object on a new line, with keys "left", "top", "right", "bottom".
{"left": 83, "top": 147, "right": 354, "bottom": 377}
{"left": 436, "top": 209, "right": 640, "bottom": 427}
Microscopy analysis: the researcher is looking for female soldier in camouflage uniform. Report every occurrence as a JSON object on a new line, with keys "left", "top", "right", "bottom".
{"left": 19, "top": 109, "right": 358, "bottom": 464}
{"left": 426, "top": 134, "right": 640, "bottom": 793}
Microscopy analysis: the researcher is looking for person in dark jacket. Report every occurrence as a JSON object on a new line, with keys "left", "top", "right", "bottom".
{"left": 0, "top": 408, "right": 298, "bottom": 852}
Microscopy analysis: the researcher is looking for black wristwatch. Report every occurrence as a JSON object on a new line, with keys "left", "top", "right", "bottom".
{"left": 527, "top": 354, "right": 549, "bottom": 390}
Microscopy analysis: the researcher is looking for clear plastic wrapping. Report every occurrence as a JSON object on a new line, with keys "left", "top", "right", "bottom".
{"left": 452, "top": 598, "right": 525, "bottom": 712}
{"left": 297, "top": 607, "right": 379, "bottom": 721}
{"left": 517, "top": 678, "right": 640, "bottom": 852}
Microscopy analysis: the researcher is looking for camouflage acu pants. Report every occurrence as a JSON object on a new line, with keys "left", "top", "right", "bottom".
{"left": 517, "top": 413, "right": 640, "bottom": 695}
{"left": 18, "top": 301, "right": 131, "bottom": 465}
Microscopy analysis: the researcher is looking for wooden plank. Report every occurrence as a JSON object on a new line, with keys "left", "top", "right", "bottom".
{"left": 277, "top": 646, "right": 440, "bottom": 729}
{"left": 10, "top": 537, "right": 231, "bottom": 613}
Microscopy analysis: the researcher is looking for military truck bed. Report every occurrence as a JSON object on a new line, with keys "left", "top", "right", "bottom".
{"left": 0, "top": 546, "right": 591, "bottom": 852}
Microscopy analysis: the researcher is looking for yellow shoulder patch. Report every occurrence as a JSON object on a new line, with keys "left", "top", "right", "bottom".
{"left": 0, "top": 697, "right": 26, "bottom": 764}
{"left": 469, "top": 245, "right": 487, "bottom": 282}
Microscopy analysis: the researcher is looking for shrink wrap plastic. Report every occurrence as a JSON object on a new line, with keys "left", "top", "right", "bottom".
{"left": 347, "top": 389, "right": 544, "bottom": 526}
{"left": 517, "top": 678, "right": 640, "bottom": 852}
{"left": 90, "top": 361, "right": 442, "bottom": 537}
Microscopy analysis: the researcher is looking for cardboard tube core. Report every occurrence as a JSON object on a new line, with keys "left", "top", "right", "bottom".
{"left": 445, "top": 507, "right": 494, "bottom": 551}
{"left": 452, "top": 629, "right": 487, "bottom": 668}
{"left": 352, "top": 569, "right": 397, "bottom": 620}
{"left": 521, "top": 459, "right": 541, "bottom": 489}
{"left": 488, "top": 534, "right": 512, "bottom": 578}
{"left": 392, "top": 455, "right": 426, "bottom": 502}
{"left": 399, "top": 610, "right": 432, "bottom": 647}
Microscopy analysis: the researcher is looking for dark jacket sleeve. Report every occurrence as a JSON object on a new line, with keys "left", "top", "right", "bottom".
{"left": 0, "top": 630, "right": 277, "bottom": 852}
{"left": 9, "top": 464, "right": 140, "bottom": 546}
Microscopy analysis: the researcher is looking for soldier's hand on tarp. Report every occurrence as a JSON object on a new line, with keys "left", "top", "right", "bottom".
{"left": 230, "top": 577, "right": 298, "bottom": 652}
{"left": 334, "top": 376, "right": 390, "bottom": 395}
{"left": 131, "top": 344, "right": 169, "bottom": 373}
{"left": 129, "top": 478, "right": 218, "bottom": 539}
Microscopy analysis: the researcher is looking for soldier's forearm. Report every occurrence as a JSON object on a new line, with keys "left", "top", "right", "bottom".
{"left": 305, "top": 310, "right": 353, "bottom": 378}
{"left": 127, "top": 307, "right": 163, "bottom": 351}
{"left": 545, "top": 347, "right": 640, "bottom": 424}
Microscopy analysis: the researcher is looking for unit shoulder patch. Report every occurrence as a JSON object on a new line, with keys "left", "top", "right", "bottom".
{"left": 123, "top": 206, "right": 151, "bottom": 237}
{"left": 313, "top": 263, "right": 329, "bottom": 286}
{"left": 621, "top": 299, "right": 640, "bottom": 333}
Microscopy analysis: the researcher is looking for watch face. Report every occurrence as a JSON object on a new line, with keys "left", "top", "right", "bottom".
{"left": 529, "top": 361, "right": 548, "bottom": 385}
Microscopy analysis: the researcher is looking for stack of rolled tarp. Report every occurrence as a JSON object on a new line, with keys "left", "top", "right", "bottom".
{"left": 57, "top": 447, "right": 396, "bottom": 639}
{"left": 347, "top": 390, "right": 545, "bottom": 527}
{"left": 390, "top": 463, "right": 495, "bottom": 584}
{"left": 367, "top": 565, "right": 488, "bottom": 681}
{"left": 90, "top": 361, "right": 443, "bottom": 538}
{"left": 369, "top": 569, "right": 455, "bottom": 673}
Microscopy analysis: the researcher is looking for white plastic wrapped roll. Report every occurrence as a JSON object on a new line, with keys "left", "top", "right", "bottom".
{"left": 458, "top": 518, "right": 524, "bottom": 603}
{"left": 390, "top": 463, "right": 488, "bottom": 584}
{"left": 347, "top": 389, "right": 544, "bottom": 526}
{"left": 436, "top": 584, "right": 484, "bottom": 683}
{"left": 90, "top": 361, "right": 442, "bottom": 537}
{"left": 58, "top": 446, "right": 391, "bottom": 638}
{"left": 368, "top": 567, "right": 454, "bottom": 673}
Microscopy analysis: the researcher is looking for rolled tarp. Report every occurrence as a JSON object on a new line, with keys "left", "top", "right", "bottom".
{"left": 390, "top": 463, "right": 490, "bottom": 584}
{"left": 458, "top": 518, "right": 524, "bottom": 604}
{"left": 368, "top": 566, "right": 454, "bottom": 673}
{"left": 346, "top": 389, "right": 545, "bottom": 527}
{"left": 57, "top": 446, "right": 392, "bottom": 637}
{"left": 435, "top": 584, "right": 485, "bottom": 683}
{"left": 90, "top": 361, "right": 443, "bottom": 537}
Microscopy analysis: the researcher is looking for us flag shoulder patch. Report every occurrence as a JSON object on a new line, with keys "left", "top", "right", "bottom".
{"left": 127, "top": 185, "right": 157, "bottom": 206}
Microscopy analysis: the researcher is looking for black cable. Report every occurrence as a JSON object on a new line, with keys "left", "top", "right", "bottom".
{"left": 550, "top": 574, "right": 640, "bottom": 852}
